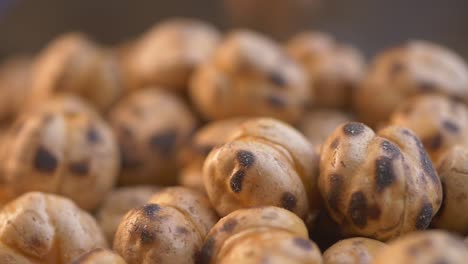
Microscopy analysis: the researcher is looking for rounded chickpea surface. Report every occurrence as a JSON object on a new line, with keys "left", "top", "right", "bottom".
{"left": 71, "top": 248, "right": 126, "bottom": 264}
{"left": 286, "top": 32, "right": 365, "bottom": 109}
{"left": 373, "top": 231, "right": 468, "bottom": 264}
{"left": 0, "top": 192, "right": 107, "bottom": 264}
{"left": 319, "top": 122, "right": 442, "bottom": 241}
{"left": 354, "top": 41, "right": 468, "bottom": 126}
{"left": 2, "top": 95, "right": 119, "bottom": 210}
{"left": 190, "top": 30, "right": 310, "bottom": 124}
{"left": 203, "top": 118, "right": 320, "bottom": 219}
{"left": 109, "top": 88, "right": 197, "bottom": 186}
{"left": 323, "top": 237, "right": 386, "bottom": 264}
{"left": 198, "top": 206, "right": 322, "bottom": 264}
{"left": 113, "top": 187, "right": 217, "bottom": 264}
{"left": 30, "top": 33, "right": 122, "bottom": 112}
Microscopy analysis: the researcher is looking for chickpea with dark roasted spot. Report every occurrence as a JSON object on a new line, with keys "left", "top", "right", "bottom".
{"left": 190, "top": 30, "right": 310, "bottom": 124}
{"left": 198, "top": 206, "right": 322, "bottom": 264}
{"left": 390, "top": 94, "right": 468, "bottom": 162}
{"left": 354, "top": 41, "right": 468, "bottom": 127}
{"left": 323, "top": 237, "right": 386, "bottom": 264}
{"left": 109, "top": 88, "right": 197, "bottom": 186}
{"left": 374, "top": 231, "right": 468, "bottom": 264}
{"left": 179, "top": 118, "right": 247, "bottom": 192}
{"left": 2, "top": 95, "right": 119, "bottom": 210}
{"left": 113, "top": 187, "right": 217, "bottom": 264}
{"left": 203, "top": 118, "right": 320, "bottom": 220}
{"left": 319, "top": 122, "right": 442, "bottom": 241}
{"left": 96, "top": 186, "right": 160, "bottom": 243}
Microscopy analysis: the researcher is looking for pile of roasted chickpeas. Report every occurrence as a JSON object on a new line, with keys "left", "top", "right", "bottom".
{"left": 0, "top": 18, "right": 467, "bottom": 264}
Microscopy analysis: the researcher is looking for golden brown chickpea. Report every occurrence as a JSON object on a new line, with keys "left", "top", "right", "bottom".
{"left": 203, "top": 118, "right": 319, "bottom": 220}
{"left": 298, "top": 109, "right": 353, "bottom": 152}
{"left": 2, "top": 95, "right": 119, "bottom": 210}
{"left": 30, "top": 33, "right": 122, "bottom": 112}
{"left": 374, "top": 231, "right": 468, "bottom": 264}
{"left": 286, "top": 32, "right": 365, "bottom": 109}
{"left": 126, "top": 18, "right": 220, "bottom": 91}
{"left": 323, "top": 237, "right": 386, "bottom": 264}
{"left": 0, "top": 192, "right": 107, "bottom": 263}
{"left": 0, "top": 56, "right": 32, "bottom": 123}
{"left": 114, "top": 187, "right": 217, "bottom": 264}
{"left": 354, "top": 41, "right": 468, "bottom": 127}
{"left": 109, "top": 88, "right": 197, "bottom": 186}
{"left": 96, "top": 186, "right": 160, "bottom": 243}
{"left": 198, "top": 206, "right": 322, "bottom": 264}
{"left": 179, "top": 118, "right": 247, "bottom": 192}
{"left": 72, "top": 248, "right": 126, "bottom": 264}
{"left": 432, "top": 146, "right": 468, "bottom": 235}
{"left": 190, "top": 30, "right": 310, "bottom": 124}
{"left": 319, "top": 122, "right": 442, "bottom": 241}
{"left": 390, "top": 94, "right": 468, "bottom": 162}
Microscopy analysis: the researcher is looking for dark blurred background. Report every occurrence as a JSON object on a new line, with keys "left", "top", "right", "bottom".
{"left": 0, "top": 0, "right": 467, "bottom": 59}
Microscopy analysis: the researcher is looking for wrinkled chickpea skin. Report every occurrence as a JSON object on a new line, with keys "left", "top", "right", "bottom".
{"left": 0, "top": 192, "right": 107, "bottom": 264}
{"left": 198, "top": 206, "right": 322, "bottom": 264}
{"left": 203, "top": 118, "right": 319, "bottom": 219}
{"left": 319, "top": 122, "right": 442, "bottom": 241}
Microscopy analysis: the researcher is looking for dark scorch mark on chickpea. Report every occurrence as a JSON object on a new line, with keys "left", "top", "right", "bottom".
{"left": 281, "top": 192, "right": 297, "bottom": 211}
{"left": 348, "top": 191, "right": 369, "bottom": 228}
{"left": 266, "top": 95, "right": 287, "bottom": 108}
{"left": 343, "top": 122, "right": 365, "bottom": 136}
{"left": 69, "top": 161, "right": 90, "bottom": 176}
{"left": 328, "top": 174, "right": 344, "bottom": 212}
{"left": 34, "top": 146, "right": 58, "bottom": 173}
{"left": 381, "top": 140, "right": 401, "bottom": 158}
{"left": 142, "top": 204, "right": 161, "bottom": 220}
{"left": 149, "top": 130, "right": 177, "bottom": 155}
{"left": 375, "top": 156, "right": 396, "bottom": 192}
{"left": 221, "top": 219, "right": 238, "bottom": 233}
{"left": 293, "top": 237, "right": 313, "bottom": 251}
{"left": 268, "top": 72, "right": 287, "bottom": 87}
{"left": 87, "top": 127, "right": 101, "bottom": 144}
{"left": 415, "top": 202, "right": 433, "bottom": 230}
{"left": 230, "top": 170, "right": 245, "bottom": 193}
{"left": 442, "top": 120, "right": 459, "bottom": 133}
{"left": 236, "top": 150, "right": 255, "bottom": 168}
{"left": 424, "top": 133, "right": 443, "bottom": 150}
{"left": 330, "top": 138, "right": 340, "bottom": 149}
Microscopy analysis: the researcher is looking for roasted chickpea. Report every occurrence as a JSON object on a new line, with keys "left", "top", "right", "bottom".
{"left": 390, "top": 94, "right": 468, "bottom": 161}
{"left": 114, "top": 187, "right": 217, "bottom": 264}
{"left": 2, "top": 95, "right": 119, "bottom": 210}
{"left": 286, "top": 32, "right": 365, "bottom": 109}
{"left": 373, "top": 231, "right": 468, "bottom": 264}
{"left": 354, "top": 41, "right": 468, "bottom": 126}
{"left": 109, "top": 88, "right": 197, "bottom": 186}
{"left": 203, "top": 118, "right": 319, "bottom": 219}
{"left": 126, "top": 19, "right": 220, "bottom": 91}
{"left": 323, "top": 237, "right": 386, "bottom": 264}
{"left": 72, "top": 248, "right": 126, "bottom": 264}
{"left": 0, "top": 192, "right": 107, "bottom": 263}
{"left": 190, "top": 30, "right": 310, "bottom": 124}
{"left": 319, "top": 122, "right": 442, "bottom": 240}
{"left": 30, "top": 33, "right": 122, "bottom": 112}
{"left": 198, "top": 206, "right": 322, "bottom": 264}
